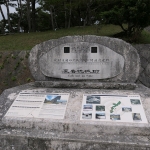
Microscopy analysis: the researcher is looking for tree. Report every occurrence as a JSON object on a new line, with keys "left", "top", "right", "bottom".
{"left": 40, "top": 0, "right": 62, "bottom": 30}
{"left": 16, "top": 0, "right": 23, "bottom": 32}
{"left": 73, "top": 0, "right": 107, "bottom": 27}
{"left": 36, "top": 10, "right": 50, "bottom": 31}
{"left": 31, "top": 0, "right": 36, "bottom": 31}
{"left": 0, "top": 0, "right": 17, "bottom": 33}
{"left": 0, "top": 0, "right": 6, "bottom": 33}
{"left": 26, "top": 0, "right": 31, "bottom": 32}
{"left": 4, "top": 0, "right": 11, "bottom": 32}
{"left": 101, "top": 0, "right": 150, "bottom": 42}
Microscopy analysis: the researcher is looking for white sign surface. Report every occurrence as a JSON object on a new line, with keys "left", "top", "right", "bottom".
{"left": 81, "top": 94, "right": 147, "bottom": 123}
{"left": 5, "top": 90, "right": 69, "bottom": 119}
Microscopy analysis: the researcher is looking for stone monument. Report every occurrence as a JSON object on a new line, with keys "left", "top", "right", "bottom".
{"left": 0, "top": 35, "right": 150, "bottom": 149}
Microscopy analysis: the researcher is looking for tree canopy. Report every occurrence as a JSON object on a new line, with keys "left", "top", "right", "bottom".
{"left": 101, "top": 0, "right": 150, "bottom": 41}
{"left": 0, "top": 0, "right": 150, "bottom": 41}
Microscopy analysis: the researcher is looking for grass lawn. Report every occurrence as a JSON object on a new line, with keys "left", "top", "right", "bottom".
{"left": 139, "top": 30, "right": 150, "bottom": 44}
{"left": 0, "top": 24, "right": 150, "bottom": 51}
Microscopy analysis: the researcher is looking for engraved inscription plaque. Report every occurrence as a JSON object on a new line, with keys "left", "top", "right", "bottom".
{"left": 39, "top": 42, "right": 124, "bottom": 80}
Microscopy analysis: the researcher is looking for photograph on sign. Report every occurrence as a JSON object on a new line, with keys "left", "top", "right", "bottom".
{"left": 80, "top": 94, "right": 148, "bottom": 123}
{"left": 132, "top": 113, "right": 142, "bottom": 121}
{"left": 82, "top": 112, "right": 92, "bottom": 119}
{"left": 122, "top": 106, "right": 132, "bottom": 112}
{"left": 44, "top": 95, "right": 67, "bottom": 105}
{"left": 86, "top": 96, "right": 101, "bottom": 104}
{"left": 96, "top": 112, "right": 106, "bottom": 119}
{"left": 38, "top": 93, "right": 69, "bottom": 119}
{"left": 83, "top": 104, "right": 93, "bottom": 111}
{"left": 130, "top": 99, "right": 141, "bottom": 105}
{"left": 110, "top": 114, "right": 121, "bottom": 120}
{"left": 96, "top": 106, "right": 105, "bottom": 111}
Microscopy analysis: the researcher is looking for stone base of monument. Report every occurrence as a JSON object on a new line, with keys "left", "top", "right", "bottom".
{"left": 0, "top": 83, "right": 150, "bottom": 150}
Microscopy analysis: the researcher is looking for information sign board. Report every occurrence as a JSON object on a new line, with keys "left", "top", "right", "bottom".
{"left": 4, "top": 90, "right": 69, "bottom": 119}
{"left": 81, "top": 94, "right": 147, "bottom": 123}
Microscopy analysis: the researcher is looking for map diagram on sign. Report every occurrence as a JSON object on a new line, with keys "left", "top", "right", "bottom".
{"left": 80, "top": 94, "right": 148, "bottom": 123}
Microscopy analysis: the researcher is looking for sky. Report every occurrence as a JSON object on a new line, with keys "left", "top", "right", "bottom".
{"left": 0, "top": 5, "right": 16, "bottom": 20}
{"left": 0, "top": 3, "right": 40, "bottom": 21}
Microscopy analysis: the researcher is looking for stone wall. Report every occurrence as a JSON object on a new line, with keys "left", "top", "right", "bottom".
{"left": 0, "top": 51, "right": 34, "bottom": 94}
{"left": 134, "top": 44, "right": 150, "bottom": 88}
{"left": 0, "top": 44, "right": 150, "bottom": 94}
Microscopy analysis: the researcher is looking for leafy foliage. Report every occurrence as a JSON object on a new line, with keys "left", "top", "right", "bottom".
{"left": 101, "top": 0, "right": 150, "bottom": 42}
{"left": 1, "top": 0, "right": 150, "bottom": 42}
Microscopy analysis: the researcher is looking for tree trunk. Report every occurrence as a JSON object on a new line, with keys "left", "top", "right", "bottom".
{"left": 27, "top": 0, "right": 31, "bottom": 32}
{"left": 17, "top": 0, "right": 23, "bottom": 32}
{"left": 50, "top": 5, "right": 54, "bottom": 30}
{"left": 83, "top": 16, "right": 87, "bottom": 26}
{"left": 0, "top": 5, "right": 6, "bottom": 34}
{"left": 77, "top": 7, "right": 81, "bottom": 26}
{"left": 4, "top": 0, "right": 11, "bottom": 32}
{"left": 86, "top": 2, "right": 91, "bottom": 26}
{"left": 0, "top": 5, "right": 6, "bottom": 21}
{"left": 53, "top": 7, "right": 58, "bottom": 29}
{"left": 31, "top": 0, "right": 36, "bottom": 32}
{"left": 68, "top": 0, "right": 71, "bottom": 28}
{"left": 64, "top": 2, "right": 67, "bottom": 28}
{"left": 83, "top": 1, "right": 93, "bottom": 26}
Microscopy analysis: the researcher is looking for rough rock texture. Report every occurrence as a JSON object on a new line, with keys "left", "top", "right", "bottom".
{"left": 134, "top": 44, "right": 150, "bottom": 88}
{"left": 29, "top": 36, "right": 140, "bottom": 83}
{"left": 34, "top": 81, "right": 137, "bottom": 90}
{"left": 0, "top": 83, "right": 150, "bottom": 149}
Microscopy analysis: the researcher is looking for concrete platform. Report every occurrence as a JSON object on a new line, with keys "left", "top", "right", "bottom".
{"left": 0, "top": 83, "right": 150, "bottom": 149}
